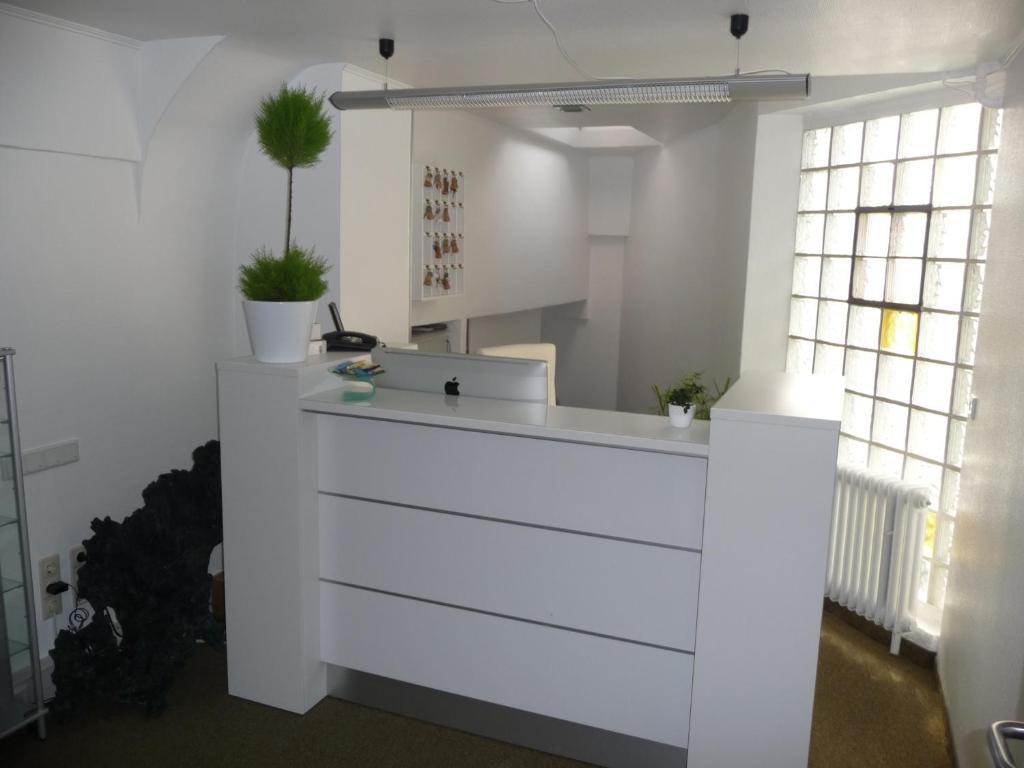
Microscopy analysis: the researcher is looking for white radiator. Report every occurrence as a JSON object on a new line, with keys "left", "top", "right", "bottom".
{"left": 826, "top": 465, "right": 931, "bottom": 654}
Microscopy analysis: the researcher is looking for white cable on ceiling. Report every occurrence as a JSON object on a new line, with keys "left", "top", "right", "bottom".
{"left": 488, "top": 0, "right": 632, "bottom": 80}
{"left": 939, "top": 24, "right": 1023, "bottom": 106}
{"left": 488, "top": 0, "right": 793, "bottom": 83}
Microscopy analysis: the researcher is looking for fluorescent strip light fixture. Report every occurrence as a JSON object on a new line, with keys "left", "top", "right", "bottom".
{"left": 329, "top": 74, "right": 810, "bottom": 111}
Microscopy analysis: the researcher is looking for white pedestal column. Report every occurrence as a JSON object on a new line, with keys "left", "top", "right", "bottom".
{"left": 688, "top": 372, "right": 842, "bottom": 768}
{"left": 217, "top": 358, "right": 327, "bottom": 713}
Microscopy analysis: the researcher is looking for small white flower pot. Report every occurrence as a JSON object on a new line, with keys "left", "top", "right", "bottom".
{"left": 243, "top": 300, "right": 317, "bottom": 364}
{"left": 668, "top": 403, "right": 695, "bottom": 428}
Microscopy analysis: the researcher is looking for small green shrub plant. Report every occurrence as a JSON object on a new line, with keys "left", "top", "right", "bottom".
{"left": 653, "top": 372, "right": 732, "bottom": 419}
{"left": 239, "top": 246, "right": 329, "bottom": 302}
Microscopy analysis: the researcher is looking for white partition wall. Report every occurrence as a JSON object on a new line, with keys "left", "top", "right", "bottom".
{"left": 217, "top": 358, "right": 333, "bottom": 712}
{"left": 689, "top": 372, "right": 842, "bottom": 767}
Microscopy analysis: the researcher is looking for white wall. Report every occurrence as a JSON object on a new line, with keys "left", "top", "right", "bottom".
{"left": 939, "top": 52, "right": 1024, "bottom": 768}
{"left": 0, "top": 10, "right": 299, "bottom": 654}
{"left": 338, "top": 68, "right": 413, "bottom": 345}
{"left": 409, "top": 111, "right": 589, "bottom": 327}
{"left": 541, "top": 155, "right": 632, "bottom": 410}
{"left": 467, "top": 308, "right": 544, "bottom": 353}
{"left": 616, "top": 104, "right": 758, "bottom": 414}
{"left": 0, "top": 6, "right": 140, "bottom": 160}
{"left": 739, "top": 114, "right": 804, "bottom": 373}
{"left": 541, "top": 238, "right": 626, "bottom": 410}
{"left": 587, "top": 155, "right": 633, "bottom": 236}
{"left": 711, "top": 104, "right": 759, "bottom": 380}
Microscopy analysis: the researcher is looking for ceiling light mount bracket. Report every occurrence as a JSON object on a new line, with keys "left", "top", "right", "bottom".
{"left": 329, "top": 15, "right": 810, "bottom": 112}
{"left": 379, "top": 37, "right": 395, "bottom": 90}
{"left": 730, "top": 14, "right": 749, "bottom": 40}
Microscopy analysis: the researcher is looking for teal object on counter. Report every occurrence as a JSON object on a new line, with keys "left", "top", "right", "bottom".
{"left": 339, "top": 377, "right": 376, "bottom": 402}
{"left": 330, "top": 360, "right": 382, "bottom": 402}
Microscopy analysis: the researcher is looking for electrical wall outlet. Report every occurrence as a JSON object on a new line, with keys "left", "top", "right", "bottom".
{"left": 69, "top": 545, "right": 86, "bottom": 593}
{"left": 38, "top": 554, "right": 63, "bottom": 619}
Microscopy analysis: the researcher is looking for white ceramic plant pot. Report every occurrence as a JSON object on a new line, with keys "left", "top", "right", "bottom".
{"left": 243, "top": 300, "right": 317, "bottom": 364}
{"left": 668, "top": 403, "right": 696, "bottom": 428}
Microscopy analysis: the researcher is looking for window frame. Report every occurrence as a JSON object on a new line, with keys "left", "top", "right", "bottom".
{"left": 786, "top": 103, "right": 1001, "bottom": 630}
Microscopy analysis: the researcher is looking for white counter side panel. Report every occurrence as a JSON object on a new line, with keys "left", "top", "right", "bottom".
{"left": 689, "top": 372, "right": 842, "bottom": 768}
{"left": 712, "top": 370, "right": 844, "bottom": 431}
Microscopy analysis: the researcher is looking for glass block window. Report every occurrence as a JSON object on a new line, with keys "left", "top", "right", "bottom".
{"left": 787, "top": 104, "right": 1002, "bottom": 634}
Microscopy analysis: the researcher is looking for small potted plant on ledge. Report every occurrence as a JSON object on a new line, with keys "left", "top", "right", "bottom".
{"left": 653, "top": 372, "right": 707, "bottom": 428}
{"left": 654, "top": 372, "right": 733, "bottom": 426}
{"left": 240, "top": 85, "right": 332, "bottom": 363}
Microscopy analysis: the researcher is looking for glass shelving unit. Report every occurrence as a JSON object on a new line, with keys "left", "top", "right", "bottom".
{"left": 0, "top": 348, "right": 46, "bottom": 740}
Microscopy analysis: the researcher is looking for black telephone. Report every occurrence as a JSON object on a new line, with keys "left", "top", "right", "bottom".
{"left": 323, "top": 302, "right": 378, "bottom": 352}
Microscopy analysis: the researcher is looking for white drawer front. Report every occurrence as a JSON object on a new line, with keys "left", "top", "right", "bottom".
{"left": 320, "top": 582, "right": 692, "bottom": 747}
{"left": 319, "top": 495, "right": 700, "bottom": 650}
{"left": 317, "top": 414, "right": 706, "bottom": 549}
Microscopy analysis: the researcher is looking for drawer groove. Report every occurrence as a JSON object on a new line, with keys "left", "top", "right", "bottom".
{"left": 320, "top": 581, "right": 692, "bottom": 747}
{"left": 318, "top": 495, "right": 701, "bottom": 650}
{"left": 317, "top": 414, "right": 706, "bottom": 548}
{"left": 320, "top": 578, "right": 693, "bottom": 654}
{"left": 318, "top": 490, "right": 700, "bottom": 552}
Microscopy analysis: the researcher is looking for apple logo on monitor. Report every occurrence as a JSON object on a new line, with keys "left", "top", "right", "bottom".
{"left": 444, "top": 377, "right": 460, "bottom": 396}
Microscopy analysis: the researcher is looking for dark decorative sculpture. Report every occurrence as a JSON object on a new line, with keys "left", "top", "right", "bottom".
{"left": 50, "top": 441, "right": 223, "bottom": 715}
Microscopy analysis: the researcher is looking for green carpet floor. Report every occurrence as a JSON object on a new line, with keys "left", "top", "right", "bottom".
{"left": 1, "top": 612, "right": 952, "bottom": 767}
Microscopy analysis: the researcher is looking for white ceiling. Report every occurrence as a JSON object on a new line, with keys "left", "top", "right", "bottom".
{"left": 11, "top": 0, "right": 1024, "bottom": 88}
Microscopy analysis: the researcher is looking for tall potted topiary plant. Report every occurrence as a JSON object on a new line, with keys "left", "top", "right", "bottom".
{"left": 241, "top": 85, "right": 333, "bottom": 363}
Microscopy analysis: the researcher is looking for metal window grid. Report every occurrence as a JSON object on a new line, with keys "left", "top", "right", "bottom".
{"left": 786, "top": 105, "right": 1002, "bottom": 619}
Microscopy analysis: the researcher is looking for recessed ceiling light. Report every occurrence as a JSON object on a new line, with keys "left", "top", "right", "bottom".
{"left": 554, "top": 104, "right": 591, "bottom": 113}
{"left": 530, "top": 125, "right": 661, "bottom": 149}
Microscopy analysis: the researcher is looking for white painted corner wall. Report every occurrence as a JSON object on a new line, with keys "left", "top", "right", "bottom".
{"left": 616, "top": 104, "right": 758, "bottom": 414}
{"left": 541, "top": 155, "right": 632, "bottom": 410}
{"left": 0, "top": 5, "right": 220, "bottom": 170}
{"left": 468, "top": 308, "right": 545, "bottom": 353}
{"left": 0, "top": 6, "right": 140, "bottom": 160}
{"left": 0, "top": 5, "right": 303, "bottom": 655}
{"left": 408, "top": 110, "right": 589, "bottom": 327}
{"left": 739, "top": 113, "right": 804, "bottom": 373}
{"left": 338, "top": 67, "right": 412, "bottom": 346}
{"left": 541, "top": 236, "right": 627, "bottom": 410}
{"left": 939, "top": 50, "right": 1024, "bottom": 768}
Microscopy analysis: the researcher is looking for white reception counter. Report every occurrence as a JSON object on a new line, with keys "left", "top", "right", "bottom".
{"left": 217, "top": 353, "right": 842, "bottom": 768}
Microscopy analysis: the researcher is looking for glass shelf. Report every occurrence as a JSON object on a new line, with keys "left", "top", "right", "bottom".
{"left": 5, "top": 638, "right": 28, "bottom": 659}
{"left": 0, "top": 485, "right": 15, "bottom": 529}
{"left": 0, "top": 577, "right": 22, "bottom": 595}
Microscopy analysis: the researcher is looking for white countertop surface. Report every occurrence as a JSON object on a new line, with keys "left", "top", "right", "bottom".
{"left": 217, "top": 352, "right": 361, "bottom": 378}
{"left": 219, "top": 356, "right": 842, "bottom": 452}
{"left": 711, "top": 371, "right": 844, "bottom": 431}
{"left": 301, "top": 385, "right": 711, "bottom": 457}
